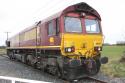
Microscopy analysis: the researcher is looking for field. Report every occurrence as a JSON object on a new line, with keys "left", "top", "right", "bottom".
{"left": 0, "top": 48, "right": 6, "bottom": 55}
{"left": 101, "top": 45, "right": 125, "bottom": 77}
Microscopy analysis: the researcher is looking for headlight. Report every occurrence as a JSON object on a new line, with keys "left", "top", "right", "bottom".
{"left": 98, "top": 47, "right": 101, "bottom": 51}
{"left": 65, "top": 47, "right": 75, "bottom": 53}
{"left": 94, "top": 47, "right": 102, "bottom": 51}
{"left": 67, "top": 48, "right": 72, "bottom": 52}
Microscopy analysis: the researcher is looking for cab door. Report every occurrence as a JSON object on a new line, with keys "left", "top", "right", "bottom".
{"left": 47, "top": 18, "right": 61, "bottom": 46}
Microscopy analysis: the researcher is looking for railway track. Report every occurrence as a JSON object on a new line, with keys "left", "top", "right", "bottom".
{"left": 0, "top": 54, "right": 9, "bottom": 58}
{"left": 61, "top": 76, "right": 107, "bottom": 83}
{"left": 0, "top": 54, "right": 107, "bottom": 83}
{"left": 81, "top": 76, "right": 107, "bottom": 83}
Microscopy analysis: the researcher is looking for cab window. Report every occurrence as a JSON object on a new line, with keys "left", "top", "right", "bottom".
{"left": 48, "top": 21, "right": 56, "bottom": 36}
{"left": 85, "top": 19, "right": 100, "bottom": 33}
{"left": 48, "top": 18, "right": 59, "bottom": 36}
{"left": 64, "top": 17, "right": 82, "bottom": 33}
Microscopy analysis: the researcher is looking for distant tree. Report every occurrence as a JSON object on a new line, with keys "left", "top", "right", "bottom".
{"left": 103, "top": 43, "right": 111, "bottom": 46}
{"left": 116, "top": 41, "right": 125, "bottom": 46}
{"left": 0, "top": 46, "right": 6, "bottom": 49}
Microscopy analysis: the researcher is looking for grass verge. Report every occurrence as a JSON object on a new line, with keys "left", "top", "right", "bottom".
{"left": 101, "top": 46, "right": 125, "bottom": 77}
{"left": 0, "top": 48, "right": 6, "bottom": 55}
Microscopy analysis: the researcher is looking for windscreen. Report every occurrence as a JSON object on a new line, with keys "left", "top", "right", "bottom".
{"left": 85, "top": 19, "right": 100, "bottom": 33}
{"left": 65, "top": 17, "right": 82, "bottom": 33}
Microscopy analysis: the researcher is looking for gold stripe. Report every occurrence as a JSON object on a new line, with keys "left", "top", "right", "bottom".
{"left": 7, "top": 46, "right": 61, "bottom": 49}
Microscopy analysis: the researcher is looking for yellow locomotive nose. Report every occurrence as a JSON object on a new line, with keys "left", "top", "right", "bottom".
{"left": 61, "top": 33, "right": 103, "bottom": 58}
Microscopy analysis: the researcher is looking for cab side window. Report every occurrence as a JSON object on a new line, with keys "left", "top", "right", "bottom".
{"left": 48, "top": 21, "right": 56, "bottom": 36}
{"left": 48, "top": 18, "right": 59, "bottom": 36}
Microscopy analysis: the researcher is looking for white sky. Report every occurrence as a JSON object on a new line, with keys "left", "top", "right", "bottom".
{"left": 0, "top": 0, "right": 125, "bottom": 45}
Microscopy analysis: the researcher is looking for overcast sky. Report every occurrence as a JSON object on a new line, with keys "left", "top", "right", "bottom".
{"left": 0, "top": 0, "right": 125, "bottom": 46}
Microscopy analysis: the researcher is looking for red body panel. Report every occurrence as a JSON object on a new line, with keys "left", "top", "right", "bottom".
{"left": 39, "top": 23, "right": 61, "bottom": 46}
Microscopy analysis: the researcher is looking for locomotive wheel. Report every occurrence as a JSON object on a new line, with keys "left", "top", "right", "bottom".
{"left": 55, "top": 67, "right": 62, "bottom": 78}
{"left": 87, "top": 59, "right": 101, "bottom": 75}
{"left": 21, "top": 55, "right": 27, "bottom": 63}
{"left": 34, "top": 62, "right": 43, "bottom": 70}
{"left": 9, "top": 51, "right": 15, "bottom": 60}
{"left": 8, "top": 52, "right": 12, "bottom": 60}
{"left": 26, "top": 55, "right": 34, "bottom": 66}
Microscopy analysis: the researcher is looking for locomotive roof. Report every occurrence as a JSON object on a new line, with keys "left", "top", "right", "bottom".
{"left": 16, "top": 2, "right": 101, "bottom": 36}
{"left": 41, "top": 2, "right": 101, "bottom": 23}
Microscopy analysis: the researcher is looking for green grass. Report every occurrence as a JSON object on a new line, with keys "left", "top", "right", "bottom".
{"left": 0, "top": 48, "right": 6, "bottom": 55}
{"left": 101, "top": 46, "right": 125, "bottom": 77}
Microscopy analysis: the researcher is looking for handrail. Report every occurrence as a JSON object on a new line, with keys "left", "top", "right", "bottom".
{"left": 0, "top": 76, "right": 51, "bottom": 83}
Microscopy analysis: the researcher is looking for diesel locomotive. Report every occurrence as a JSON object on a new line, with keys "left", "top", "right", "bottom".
{"left": 6, "top": 2, "right": 108, "bottom": 80}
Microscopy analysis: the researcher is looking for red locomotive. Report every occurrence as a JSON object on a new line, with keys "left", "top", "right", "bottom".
{"left": 6, "top": 2, "right": 108, "bottom": 81}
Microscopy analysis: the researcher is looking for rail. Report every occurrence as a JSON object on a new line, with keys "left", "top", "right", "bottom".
{"left": 83, "top": 76, "right": 107, "bottom": 83}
